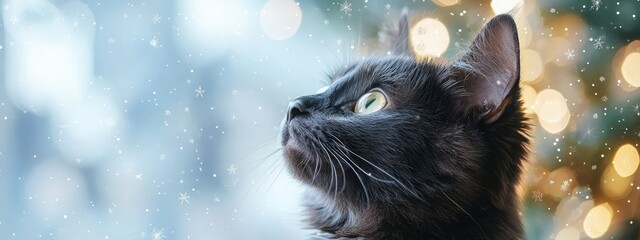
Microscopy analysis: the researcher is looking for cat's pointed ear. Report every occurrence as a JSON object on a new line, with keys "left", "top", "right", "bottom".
{"left": 379, "top": 9, "right": 413, "bottom": 56}
{"left": 394, "top": 8, "right": 412, "bottom": 56}
{"left": 452, "top": 14, "right": 520, "bottom": 124}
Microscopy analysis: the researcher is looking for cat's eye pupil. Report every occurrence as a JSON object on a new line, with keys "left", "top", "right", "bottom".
{"left": 365, "top": 98, "right": 376, "bottom": 108}
{"left": 354, "top": 90, "right": 387, "bottom": 114}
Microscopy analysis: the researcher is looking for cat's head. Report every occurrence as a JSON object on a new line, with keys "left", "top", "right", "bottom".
{"left": 280, "top": 13, "right": 528, "bottom": 215}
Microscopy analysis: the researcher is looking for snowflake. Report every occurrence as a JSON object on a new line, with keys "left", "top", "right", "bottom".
{"left": 532, "top": 190, "right": 543, "bottom": 202}
{"left": 564, "top": 49, "right": 575, "bottom": 60}
{"left": 592, "top": 165, "right": 597, "bottom": 170}
{"left": 107, "top": 38, "right": 116, "bottom": 44}
{"left": 339, "top": 1, "right": 352, "bottom": 15}
{"left": 593, "top": 36, "right": 604, "bottom": 49}
{"left": 150, "top": 36, "right": 159, "bottom": 47}
{"left": 384, "top": 3, "right": 391, "bottom": 10}
{"left": 599, "top": 76, "right": 606, "bottom": 82}
{"left": 151, "top": 14, "right": 161, "bottom": 24}
{"left": 323, "top": 19, "right": 330, "bottom": 25}
{"left": 632, "top": 103, "right": 640, "bottom": 113}
{"left": 159, "top": 154, "right": 166, "bottom": 160}
{"left": 227, "top": 164, "right": 237, "bottom": 175}
{"left": 601, "top": 96, "right": 608, "bottom": 102}
{"left": 178, "top": 192, "right": 190, "bottom": 204}
{"left": 151, "top": 228, "right": 165, "bottom": 240}
{"left": 590, "top": 0, "right": 601, "bottom": 11}
{"left": 165, "top": 110, "right": 171, "bottom": 116}
{"left": 195, "top": 86, "right": 205, "bottom": 98}
{"left": 560, "top": 180, "right": 569, "bottom": 191}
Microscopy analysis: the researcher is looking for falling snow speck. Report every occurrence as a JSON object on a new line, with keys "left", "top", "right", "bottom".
{"left": 593, "top": 36, "right": 604, "bottom": 49}
{"left": 195, "top": 86, "right": 205, "bottom": 98}
{"left": 560, "top": 181, "right": 569, "bottom": 191}
{"left": 590, "top": 0, "right": 602, "bottom": 11}
{"left": 150, "top": 36, "right": 159, "bottom": 47}
{"left": 179, "top": 192, "right": 190, "bottom": 204}
{"left": 339, "top": 1, "right": 352, "bottom": 15}
{"left": 227, "top": 164, "right": 237, "bottom": 175}
{"left": 565, "top": 49, "right": 575, "bottom": 60}
{"left": 533, "top": 190, "right": 543, "bottom": 202}
{"left": 152, "top": 14, "right": 161, "bottom": 24}
{"left": 151, "top": 228, "right": 165, "bottom": 240}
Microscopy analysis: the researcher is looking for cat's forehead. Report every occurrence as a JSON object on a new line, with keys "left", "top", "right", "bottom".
{"left": 330, "top": 56, "right": 417, "bottom": 86}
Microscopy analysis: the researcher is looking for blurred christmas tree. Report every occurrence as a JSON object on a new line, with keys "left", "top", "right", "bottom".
{"left": 311, "top": 0, "right": 640, "bottom": 239}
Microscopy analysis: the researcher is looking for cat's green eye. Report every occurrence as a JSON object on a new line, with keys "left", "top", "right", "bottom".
{"left": 355, "top": 91, "right": 387, "bottom": 114}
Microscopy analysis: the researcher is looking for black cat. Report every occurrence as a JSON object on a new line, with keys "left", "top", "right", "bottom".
{"left": 280, "top": 12, "right": 529, "bottom": 239}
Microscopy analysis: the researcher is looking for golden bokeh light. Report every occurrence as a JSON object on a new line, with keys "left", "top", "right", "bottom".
{"left": 534, "top": 89, "right": 570, "bottom": 134}
{"left": 259, "top": 0, "right": 302, "bottom": 40}
{"left": 431, "top": 0, "right": 459, "bottom": 7}
{"left": 410, "top": 18, "right": 450, "bottom": 57}
{"left": 583, "top": 203, "right": 613, "bottom": 239}
{"left": 539, "top": 111, "right": 570, "bottom": 134}
{"left": 534, "top": 89, "right": 568, "bottom": 122}
{"left": 521, "top": 84, "right": 537, "bottom": 114}
{"left": 601, "top": 163, "right": 633, "bottom": 200}
{"left": 611, "top": 44, "right": 638, "bottom": 92}
{"left": 521, "top": 49, "right": 544, "bottom": 82}
{"left": 621, "top": 52, "right": 640, "bottom": 87}
{"left": 612, "top": 144, "right": 639, "bottom": 178}
{"left": 555, "top": 227, "right": 579, "bottom": 240}
{"left": 490, "top": 0, "right": 523, "bottom": 14}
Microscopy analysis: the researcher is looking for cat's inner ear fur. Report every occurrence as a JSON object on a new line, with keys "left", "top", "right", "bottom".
{"left": 452, "top": 14, "right": 520, "bottom": 124}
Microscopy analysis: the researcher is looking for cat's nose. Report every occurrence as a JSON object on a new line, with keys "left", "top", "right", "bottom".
{"left": 287, "top": 100, "right": 308, "bottom": 122}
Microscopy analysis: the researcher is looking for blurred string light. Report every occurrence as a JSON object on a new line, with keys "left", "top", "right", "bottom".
{"left": 410, "top": 18, "right": 449, "bottom": 57}
{"left": 534, "top": 89, "right": 570, "bottom": 134}
{"left": 601, "top": 144, "right": 638, "bottom": 200}
{"left": 490, "top": 0, "right": 523, "bottom": 14}
{"left": 259, "top": 0, "right": 302, "bottom": 40}
{"left": 431, "top": 0, "right": 458, "bottom": 7}
{"left": 621, "top": 52, "right": 640, "bottom": 87}
{"left": 612, "top": 144, "right": 640, "bottom": 178}
{"left": 612, "top": 40, "right": 640, "bottom": 92}
{"left": 601, "top": 161, "right": 633, "bottom": 200}
{"left": 583, "top": 203, "right": 613, "bottom": 239}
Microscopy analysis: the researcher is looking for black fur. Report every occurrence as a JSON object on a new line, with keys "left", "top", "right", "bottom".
{"left": 280, "top": 14, "right": 529, "bottom": 239}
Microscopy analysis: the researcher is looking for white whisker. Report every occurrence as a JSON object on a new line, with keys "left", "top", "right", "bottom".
{"left": 327, "top": 145, "right": 371, "bottom": 204}
{"left": 327, "top": 132, "right": 421, "bottom": 199}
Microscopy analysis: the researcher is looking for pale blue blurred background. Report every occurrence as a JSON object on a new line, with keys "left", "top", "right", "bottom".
{"left": 2, "top": 0, "right": 640, "bottom": 239}
{"left": 0, "top": 0, "right": 354, "bottom": 238}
